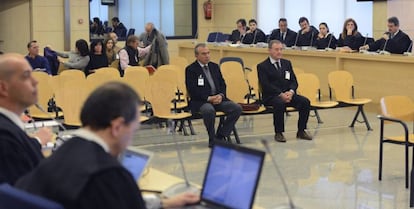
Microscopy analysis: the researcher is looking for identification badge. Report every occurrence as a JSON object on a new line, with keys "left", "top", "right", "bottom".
{"left": 198, "top": 76, "right": 204, "bottom": 86}
{"left": 285, "top": 71, "right": 290, "bottom": 80}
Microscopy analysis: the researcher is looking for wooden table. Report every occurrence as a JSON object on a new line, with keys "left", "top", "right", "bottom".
{"left": 179, "top": 42, "right": 414, "bottom": 104}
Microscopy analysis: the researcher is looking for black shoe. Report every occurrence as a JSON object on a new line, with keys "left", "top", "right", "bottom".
{"left": 274, "top": 133, "right": 286, "bottom": 143}
{"left": 297, "top": 131, "right": 313, "bottom": 140}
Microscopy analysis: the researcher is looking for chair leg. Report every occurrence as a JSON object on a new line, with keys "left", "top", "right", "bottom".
{"left": 313, "top": 109, "right": 323, "bottom": 124}
{"left": 379, "top": 121, "right": 384, "bottom": 182}
{"left": 349, "top": 105, "right": 372, "bottom": 131}
{"left": 406, "top": 143, "right": 409, "bottom": 189}
{"left": 232, "top": 126, "right": 241, "bottom": 144}
{"left": 180, "top": 120, "right": 189, "bottom": 136}
{"left": 187, "top": 119, "right": 196, "bottom": 135}
{"left": 410, "top": 146, "right": 414, "bottom": 206}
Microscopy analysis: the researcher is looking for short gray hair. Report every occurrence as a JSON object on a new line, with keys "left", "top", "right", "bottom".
{"left": 194, "top": 43, "right": 207, "bottom": 55}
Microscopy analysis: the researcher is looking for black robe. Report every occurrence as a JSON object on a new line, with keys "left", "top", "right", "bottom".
{"left": 16, "top": 137, "right": 147, "bottom": 209}
{"left": 0, "top": 113, "right": 43, "bottom": 185}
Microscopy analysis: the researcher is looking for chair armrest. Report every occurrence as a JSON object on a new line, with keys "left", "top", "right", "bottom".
{"left": 378, "top": 115, "right": 410, "bottom": 136}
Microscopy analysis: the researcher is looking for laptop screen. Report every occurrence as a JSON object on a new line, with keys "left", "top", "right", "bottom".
{"left": 200, "top": 143, "right": 265, "bottom": 209}
{"left": 120, "top": 148, "right": 153, "bottom": 181}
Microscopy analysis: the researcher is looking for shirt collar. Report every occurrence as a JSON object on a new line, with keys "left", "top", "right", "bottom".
{"left": 393, "top": 30, "right": 400, "bottom": 36}
{"left": 198, "top": 61, "right": 208, "bottom": 68}
{"left": 269, "top": 56, "right": 280, "bottom": 65}
{"left": 73, "top": 128, "right": 110, "bottom": 153}
{"left": 0, "top": 107, "right": 25, "bottom": 130}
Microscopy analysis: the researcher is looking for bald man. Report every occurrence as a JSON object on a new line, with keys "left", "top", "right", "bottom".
{"left": 0, "top": 54, "right": 49, "bottom": 184}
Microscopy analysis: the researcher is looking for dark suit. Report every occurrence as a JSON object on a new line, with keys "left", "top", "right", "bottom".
{"left": 269, "top": 28, "right": 298, "bottom": 47}
{"left": 228, "top": 27, "right": 250, "bottom": 44}
{"left": 315, "top": 34, "right": 337, "bottom": 49}
{"left": 257, "top": 58, "right": 310, "bottom": 133}
{"left": 0, "top": 114, "right": 43, "bottom": 184}
{"left": 368, "top": 30, "right": 411, "bottom": 54}
{"left": 243, "top": 29, "right": 266, "bottom": 44}
{"left": 297, "top": 26, "right": 319, "bottom": 47}
{"left": 337, "top": 32, "right": 365, "bottom": 50}
{"left": 185, "top": 61, "right": 241, "bottom": 143}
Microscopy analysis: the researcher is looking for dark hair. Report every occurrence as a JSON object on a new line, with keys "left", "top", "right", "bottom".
{"left": 93, "top": 17, "right": 100, "bottom": 24}
{"left": 0, "top": 51, "right": 3, "bottom": 55}
{"left": 90, "top": 40, "right": 105, "bottom": 54}
{"left": 319, "top": 22, "right": 329, "bottom": 33}
{"left": 126, "top": 35, "right": 139, "bottom": 47}
{"left": 249, "top": 19, "right": 257, "bottom": 24}
{"left": 279, "top": 18, "right": 287, "bottom": 23}
{"left": 80, "top": 82, "right": 141, "bottom": 130}
{"left": 236, "top": 19, "right": 247, "bottom": 27}
{"left": 341, "top": 18, "right": 359, "bottom": 39}
{"left": 298, "top": 17, "right": 309, "bottom": 25}
{"left": 27, "top": 40, "right": 37, "bottom": 48}
{"left": 388, "top": 16, "right": 399, "bottom": 26}
{"left": 76, "top": 39, "right": 89, "bottom": 57}
{"left": 111, "top": 17, "right": 120, "bottom": 23}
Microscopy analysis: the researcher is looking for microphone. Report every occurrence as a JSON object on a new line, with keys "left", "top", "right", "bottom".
{"left": 261, "top": 139, "right": 301, "bottom": 209}
{"left": 214, "top": 32, "right": 219, "bottom": 43}
{"left": 192, "top": 29, "right": 198, "bottom": 44}
{"left": 34, "top": 103, "right": 71, "bottom": 151}
{"left": 292, "top": 30, "right": 300, "bottom": 49}
{"left": 162, "top": 120, "right": 199, "bottom": 198}
{"left": 252, "top": 30, "right": 258, "bottom": 45}
{"left": 309, "top": 32, "right": 314, "bottom": 48}
{"left": 325, "top": 33, "right": 334, "bottom": 51}
{"left": 379, "top": 34, "right": 390, "bottom": 55}
{"left": 362, "top": 33, "right": 369, "bottom": 46}
{"left": 404, "top": 40, "right": 413, "bottom": 56}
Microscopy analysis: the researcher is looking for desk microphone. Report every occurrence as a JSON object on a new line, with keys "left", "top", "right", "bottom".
{"left": 34, "top": 103, "right": 71, "bottom": 151}
{"left": 252, "top": 30, "right": 258, "bottom": 45}
{"left": 162, "top": 120, "right": 199, "bottom": 198}
{"left": 403, "top": 40, "right": 413, "bottom": 56}
{"left": 292, "top": 30, "right": 300, "bottom": 49}
{"left": 214, "top": 32, "right": 219, "bottom": 43}
{"left": 309, "top": 32, "right": 314, "bottom": 48}
{"left": 362, "top": 33, "right": 369, "bottom": 46}
{"left": 261, "top": 139, "right": 301, "bottom": 209}
{"left": 325, "top": 33, "right": 334, "bottom": 51}
{"left": 379, "top": 35, "right": 390, "bottom": 55}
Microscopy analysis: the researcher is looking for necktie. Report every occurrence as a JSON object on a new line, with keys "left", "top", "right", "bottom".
{"left": 281, "top": 32, "right": 285, "bottom": 41}
{"left": 274, "top": 62, "right": 282, "bottom": 76}
{"left": 203, "top": 65, "right": 216, "bottom": 94}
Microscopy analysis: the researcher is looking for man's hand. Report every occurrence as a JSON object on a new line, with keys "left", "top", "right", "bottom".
{"left": 279, "top": 92, "right": 291, "bottom": 103}
{"left": 359, "top": 45, "right": 369, "bottom": 51}
{"left": 208, "top": 94, "right": 223, "bottom": 105}
{"left": 162, "top": 192, "right": 200, "bottom": 208}
{"left": 33, "top": 127, "right": 53, "bottom": 146}
{"left": 318, "top": 32, "right": 324, "bottom": 39}
{"left": 383, "top": 33, "right": 390, "bottom": 41}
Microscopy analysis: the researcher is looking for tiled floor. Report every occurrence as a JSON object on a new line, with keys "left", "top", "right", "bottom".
{"left": 132, "top": 107, "right": 413, "bottom": 209}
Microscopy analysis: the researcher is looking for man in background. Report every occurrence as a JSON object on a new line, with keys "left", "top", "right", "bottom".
{"left": 112, "top": 17, "right": 127, "bottom": 39}
{"left": 296, "top": 17, "right": 319, "bottom": 47}
{"left": 25, "top": 40, "right": 51, "bottom": 75}
{"left": 228, "top": 19, "right": 249, "bottom": 44}
{"left": 269, "top": 18, "right": 298, "bottom": 47}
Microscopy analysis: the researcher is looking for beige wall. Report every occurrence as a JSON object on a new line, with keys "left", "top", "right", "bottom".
{"left": 0, "top": 0, "right": 30, "bottom": 54}
{"left": 387, "top": 0, "right": 414, "bottom": 39}
{"left": 174, "top": 0, "right": 192, "bottom": 36}
{"left": 69, "top": 0, "right": 89, "bottom": 50}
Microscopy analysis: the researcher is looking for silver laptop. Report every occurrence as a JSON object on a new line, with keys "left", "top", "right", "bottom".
{"left": 186, "top": 142, "right": 265, "bottom": 209}
{"left": 120, "top": 147, "right": 153, "bottom": 181}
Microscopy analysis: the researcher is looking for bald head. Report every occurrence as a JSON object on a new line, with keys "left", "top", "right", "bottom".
{"left": 145, "top": 22, "right": 154, "bottom": 33}
{"left": 0, "top": 53, "right": 38, "bottom": 114}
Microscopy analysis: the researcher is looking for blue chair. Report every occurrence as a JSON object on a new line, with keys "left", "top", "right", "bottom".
{"left": 0, "top": 183, "right": 64, "bottom": 209}
{"left": 127, "top": 28, "right": 135, "bottom": 37}
{"left": 207, "top": 32, "right": 224, "bottom": 42}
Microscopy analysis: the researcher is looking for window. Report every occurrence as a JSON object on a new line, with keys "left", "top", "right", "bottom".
{"left": 89, "top": 0, "right": 197, "bottom": 39}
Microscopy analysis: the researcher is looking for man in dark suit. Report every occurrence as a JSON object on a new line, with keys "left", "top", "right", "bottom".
{"left": 257, "top": 40, "right": 312, "bottom": 142}
{"left": 243, "top": 19, "right": 266, "bottom": 44}
{"left": 269, "top": 18, "right": 298, "bottom": 47}
{"left": 360, "top": 16, "right": 412, "bottom": 54}
{"left": 0, "top": 53, "right": 51, "bottom": 184}
{"left": 111, "top": 17, "right": 127, "bottom": 39}
{"left": 296, "top": 17, "right": 319, "bottom": 47}
{"left": 228, "top": 19, "right": 249, "bottom": 44}
{"left": 185, "top": 43, "right": 242, "bottom": 147}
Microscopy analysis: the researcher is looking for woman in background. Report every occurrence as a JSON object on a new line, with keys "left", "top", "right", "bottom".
{"left": 337, "top": 18, "right": 364, "bottom": 51}
{"left": 56, "top": 39, "right": 90, "bottom": 71}
{"left": 86, "top": 40, "right": 108, "bottom": 75}
{"left": 315, "top": 22, "right": 337, "bottom": 49}
{"left": 104, "top": 38, "right": 117, "bottom": 65}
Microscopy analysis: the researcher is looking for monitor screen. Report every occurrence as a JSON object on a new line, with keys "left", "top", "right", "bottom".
{"left": 121, "top": 150, "right": 150, "bottom": 181}
{"left": 201, "top": 145, "right": 264, "bottom": 209}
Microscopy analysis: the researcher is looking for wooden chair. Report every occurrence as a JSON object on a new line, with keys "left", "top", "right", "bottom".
{"left": 123, "top": 66, "right": 150, "bottom": 112}
{"left": 86, "top": 71, "right": 120, "bottom": 92}
{"left": 28, "top": 72, "right": 63, "bottom": 119}
{"left": 148, "top": 78, "right": 192, "bottom": 135}
{"left": 378, "top": 95, "right": 414, "bottom": 188}
{"left": 94, "top": 67, "right": 120, "bottom": 77}
{"left": 328, "top": 71, "right": 372, "bottom": 130}
{"left": 297, "top": 73, "right": 338, "bottom": 123}
{"left": 57, "top": 79, "right": 88, "bottom": 127}
{"left": 109, "top": 59, "right": 119, "bottom": 69}
{"left": 220, "top": 61, "right": 266, "bottom": 114}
